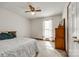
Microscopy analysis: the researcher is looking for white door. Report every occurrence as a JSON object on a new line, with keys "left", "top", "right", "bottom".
{"left": 75, "top": 2, "right": 79, "bottom": 56}
{"left": 68, "top": 2, "right": 79, "bottom": 57}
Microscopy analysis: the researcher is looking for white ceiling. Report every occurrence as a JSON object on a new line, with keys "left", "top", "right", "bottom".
{"left": 0, "top": 2, "right": 66, "bottom": 19}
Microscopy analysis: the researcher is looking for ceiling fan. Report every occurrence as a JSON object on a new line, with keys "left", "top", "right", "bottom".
{"left": 25, "top": 4, "right": 41, "bottom": 15}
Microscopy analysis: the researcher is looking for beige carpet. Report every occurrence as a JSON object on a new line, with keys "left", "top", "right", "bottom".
{"left": 36, "top": 40, "right": 67, "bottom": 57}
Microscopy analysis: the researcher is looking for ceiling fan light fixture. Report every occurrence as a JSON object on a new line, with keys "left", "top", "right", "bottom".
{"left": 25, "top": 4, "right": 41, "bottom": 15}
{"left": 31, "top": 12, "right": 35, "bottom": 15}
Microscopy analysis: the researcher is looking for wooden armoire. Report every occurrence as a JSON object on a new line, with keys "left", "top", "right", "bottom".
{"left": 55, "top": 20, "right": 65, "bottom": 50}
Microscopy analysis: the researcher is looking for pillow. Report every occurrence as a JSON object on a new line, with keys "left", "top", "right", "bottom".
{"left": 8, "top": 32, "right": 16, "bottom": 38}
{"left": 0, "top": 32, "right": 15, "bottom": 40}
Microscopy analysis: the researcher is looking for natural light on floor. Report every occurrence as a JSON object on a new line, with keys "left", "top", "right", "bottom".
{"left": 44, "top": 41, "right": 54, "bottom": 50}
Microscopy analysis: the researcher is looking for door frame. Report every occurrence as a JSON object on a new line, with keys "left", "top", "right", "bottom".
{"left": 67, "top": 2, "right": 77, "bottom": 56}
{"left": 67, "top": 2, "right": 71, "bottom": 56}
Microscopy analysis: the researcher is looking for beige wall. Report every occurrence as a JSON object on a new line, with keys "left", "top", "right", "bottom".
{"left": 31, "top": 14, "right": 62, "bottom": 40}
{"left": 0, "top": 8, "right": 31, "bottom": 37}
{"left": 31, "top": 19, "right": 43, "bottom": 39}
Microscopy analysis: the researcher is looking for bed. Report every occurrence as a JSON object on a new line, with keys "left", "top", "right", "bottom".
{"left": 0, "top": 31, "right": 38, "bottom": 57}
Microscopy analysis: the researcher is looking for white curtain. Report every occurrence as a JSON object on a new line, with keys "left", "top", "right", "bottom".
{"left": 43, "top": 19, "right": 53, "bottom": 41}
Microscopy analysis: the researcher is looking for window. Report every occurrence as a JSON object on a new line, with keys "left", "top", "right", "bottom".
{"left": 43, "top": 19, "right": 53, "bottom": 41}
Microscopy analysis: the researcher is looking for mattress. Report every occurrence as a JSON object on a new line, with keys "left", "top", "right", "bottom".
{"left": 0, "top": 37, "right": 38, "bottom": 57}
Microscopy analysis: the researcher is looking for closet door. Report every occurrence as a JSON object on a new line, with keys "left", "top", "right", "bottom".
{"left": 67, "top": 2, "right": 79, "bottom": 57}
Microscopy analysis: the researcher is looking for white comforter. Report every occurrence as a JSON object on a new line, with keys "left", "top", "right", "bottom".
{"left": 0, "top": 38, "right": 38, "bottom": 57}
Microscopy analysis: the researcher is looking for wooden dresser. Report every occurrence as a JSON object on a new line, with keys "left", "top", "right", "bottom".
{"left": 55, "top": 25, "right": 65, "bottom": 50}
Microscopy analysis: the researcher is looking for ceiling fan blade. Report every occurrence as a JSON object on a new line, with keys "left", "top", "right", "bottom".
{"left": 35, "top": 9, "right": 41, "bottom": 12}
{"left": 25, "top": 11, "right": 31, "bottom": 12}
{"left": 29, "top": 5, "right": 35, "bottom": 11}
